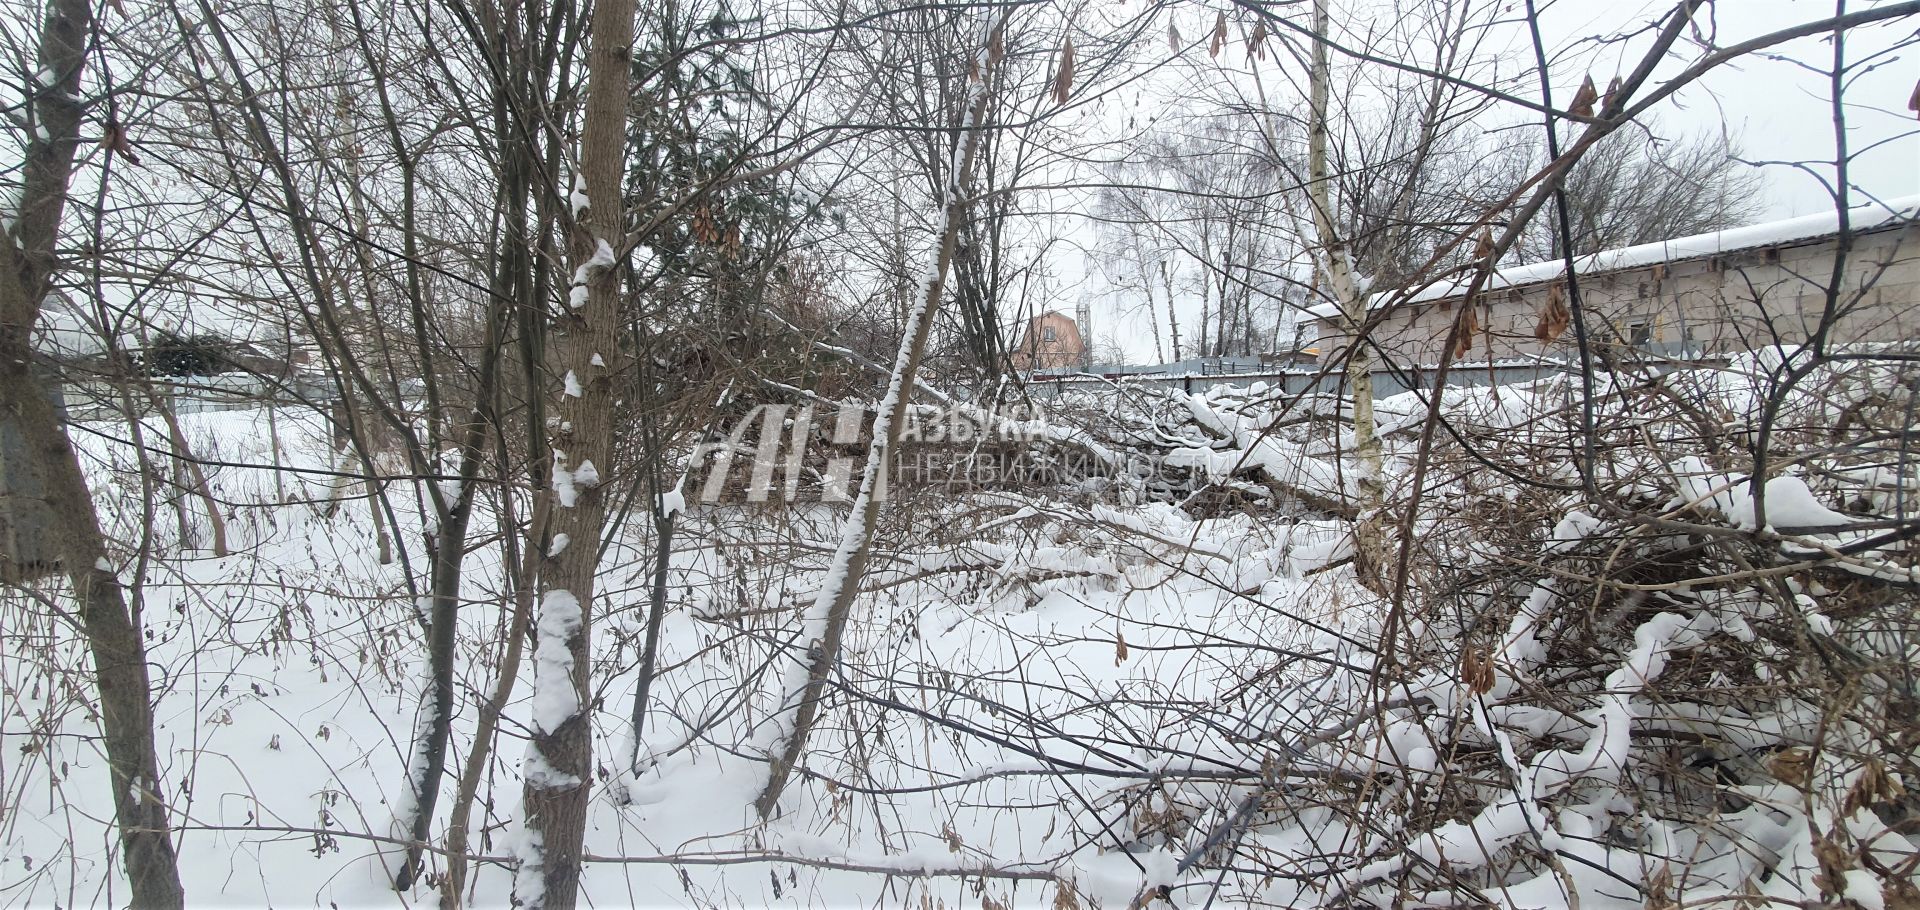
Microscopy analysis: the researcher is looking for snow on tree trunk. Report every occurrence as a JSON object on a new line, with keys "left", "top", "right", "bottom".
{"left": 512, "top": 0, "right": 638, "bottom": 896}
{"left": 753, "top": 9, "right": 1011, "bottom": 820}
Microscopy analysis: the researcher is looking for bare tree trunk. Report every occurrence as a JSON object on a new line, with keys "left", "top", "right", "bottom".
{"left": 513, "top": 0, "right": 638, "bottom": 898}
{"left": 392, "top": 328, "right": 504, "bottom": 890}
{"left": 153, "top": 395, "right": 227, "bottom": 557}
{"left": 444, "top": 51, "right": 564, "bottom": 889}
{"left": 755, "top": 9, "right": 1007, "bottom": 820}
{"left": 625, "top": 408, "right": 679, "bottom": 772}
{"left": 1140, "top": 252, "right": 1165, "bottom": 364}
{"left": 1306, "top": 0, "right": 1385, "bottom": 574}
{"left": 319, "top": 395, "right": 392, "bottom": 566}
{"left": 1162, "top": 260, "right": 1182, "bottom": 362}
{"left": 1196, "top": 241, "right": 1212, "bottom": 358}
{"left": 0, "top": 379, "right": 187, "bottom": 910}
{"left": 267, "top": 326, "right": 291, "bottom": 503}
{"left": 164, "top": 441, "right": 197, "bottom": 551}
{"left": 383, "top": 2, "right": 530, "bottom": 873}
{"left": 1213, "top": 241, "right": 1231, "bottom": 356}
{"left": 0, "top": 0, "right": 187, "bottom": 903}
{"left": 0, "top": 371, "right": 189, "bottom": 910}
{"left": 441, "top": 488, "right": 548, "bottom": 909}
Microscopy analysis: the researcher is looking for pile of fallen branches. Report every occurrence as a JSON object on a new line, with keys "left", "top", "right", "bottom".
{"left": 1211, "top": 349, "right": 1920, "bottom": 907}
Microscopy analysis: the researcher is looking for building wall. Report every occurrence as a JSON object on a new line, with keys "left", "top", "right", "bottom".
{"left": 1312, "top": 224, "right": 1920, "bottom": 364}
{"left": 1011, "top": 311, "right": 1087, "bottom": 371}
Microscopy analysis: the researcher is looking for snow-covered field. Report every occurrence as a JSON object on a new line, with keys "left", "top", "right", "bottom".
{"left": 3, "top": 407, "right": 1358, "bottom": 907}
{"left": 5, "top": 353, "right": 1918, "bottom": 908}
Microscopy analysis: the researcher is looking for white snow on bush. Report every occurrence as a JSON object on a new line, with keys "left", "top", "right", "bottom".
{"left": 1672, "top": 456, "right": 1853, "bottom": 531}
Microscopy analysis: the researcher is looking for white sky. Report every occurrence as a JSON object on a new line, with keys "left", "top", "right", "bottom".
{"left": 1541, "top": 0, "right": 1917, "bottom": 218}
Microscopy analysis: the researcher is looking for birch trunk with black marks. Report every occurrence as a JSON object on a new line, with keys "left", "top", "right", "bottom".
{"left": 1305, "top": 0, "right": 1385, "bottom": 579}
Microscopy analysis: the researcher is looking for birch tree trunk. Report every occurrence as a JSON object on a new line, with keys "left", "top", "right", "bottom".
{"left": 754, "top": 10, "right": 1008, "bottom": 820}
{"left": 1306, "top": 0, "right": 1386, "bottom": 577}
{"left": 0, "top": 0, "right": 186, "bottom": 904}
{"left": 1142, "top": 258, "right": 1165, "bottom": 363}
{"left": 512, "top": 0, "right": 637, "bottom": 898}
{"left": 1162, "top": 261, "right": 1182, "bottom": 362}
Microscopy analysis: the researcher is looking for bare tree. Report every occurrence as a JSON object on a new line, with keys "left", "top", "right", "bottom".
{"left": 509, "top": 0, "right": 639, "bottom": 899}
{"left": 1515, "top": 120, "right": 1765, "bottom": 260}
{"left": 1302, "top": 0, "right": 1383, "bottom": 546}
{"left": 1097, "top": 123, "right": 1297, "bottom": 360}
{"left": 756, "top": 8, "right": 1009, "bottom": 819}
{"left": 0, "top": 0, "right": 186, "bottom": 904}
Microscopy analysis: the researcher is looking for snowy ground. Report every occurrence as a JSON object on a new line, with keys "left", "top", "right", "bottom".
{"left": 0, "top": 406, "right": 1356, "bottom": 907}
{"left": 4, "top": 354, "right": 1918, "bottom": 908}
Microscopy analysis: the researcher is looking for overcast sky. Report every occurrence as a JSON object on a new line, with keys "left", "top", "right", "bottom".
{"left": 1542, "top": 0, "right": 1916, "bottom": 218}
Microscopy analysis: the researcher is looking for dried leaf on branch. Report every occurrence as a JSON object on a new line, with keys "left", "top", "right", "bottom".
{"left": 1459, "top": 649, "right": 1494, "bottom": 695}
{"left": 100, "top": 119, "right": 141, "bottom": 165}
{"left": 1534, "top": 283, "right": 1570, "bottom": 342}
{"left": 1455, "top": 301, "right": 1480, "bottom": 358}
{"left": 1473, "top": 225, "right": 1495, "bottom": 262}
{"left": 1569, "top": 74, "right": 1598, "bottom": 118}
{"left": 1052, "top": 37, "right": 1076, "bottom": 104}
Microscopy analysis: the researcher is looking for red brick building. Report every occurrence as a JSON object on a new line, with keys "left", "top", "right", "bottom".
{"left": 1010, "top": 311, "right": 1086, "bottom": 371}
